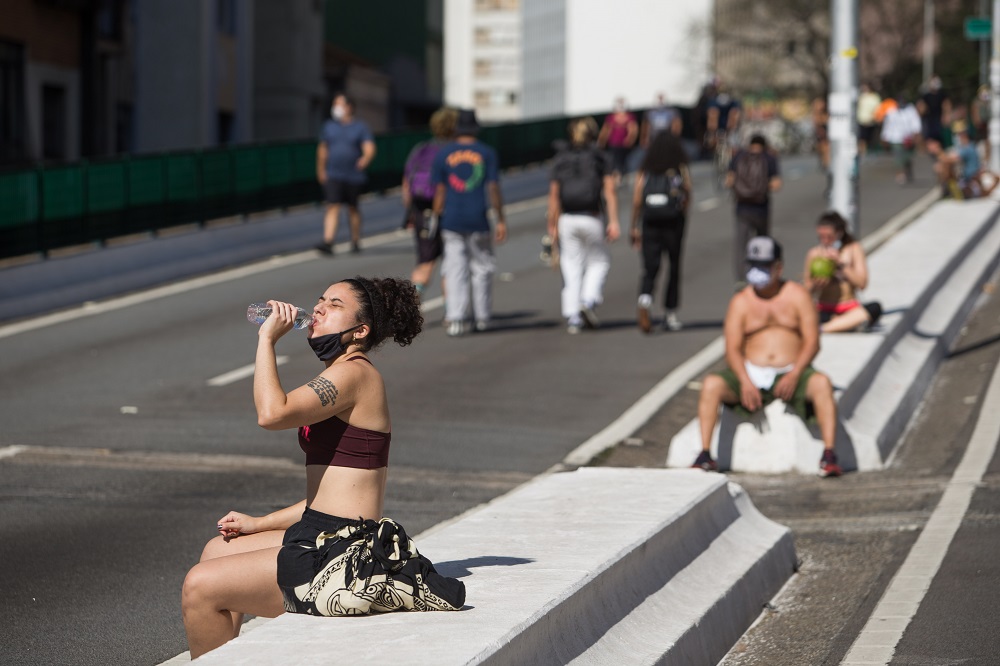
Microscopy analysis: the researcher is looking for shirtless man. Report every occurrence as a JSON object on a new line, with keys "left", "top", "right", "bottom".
{"left": 692, "top": 236, "right": 843, "bottom": 477}
{"left": 803, "top": 210, "right": 881, "bottom": 333}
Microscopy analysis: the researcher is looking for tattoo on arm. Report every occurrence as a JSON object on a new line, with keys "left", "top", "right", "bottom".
{"left": 307, "top": 377, "right": 339, "bottom": 407}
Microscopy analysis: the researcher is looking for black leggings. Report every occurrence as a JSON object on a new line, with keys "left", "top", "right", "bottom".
{"left": 639, "top": 216, "right": 686, "bottom": 310}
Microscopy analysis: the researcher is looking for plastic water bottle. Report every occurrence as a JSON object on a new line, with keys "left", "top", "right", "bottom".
{"left": 246, "top": 303, "right": 314, "bottom": 330}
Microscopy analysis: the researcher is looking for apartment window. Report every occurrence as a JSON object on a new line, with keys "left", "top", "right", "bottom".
{"left": 474, "top": 91, "right": 492, "bottom": 108}
{"left": 475, "top": 27, "right": 491, "bottom": 45}
{"left": 476, "top": 0, "right": 519, "bottom": 10}
{"left": 217, "top": 111, "right": 235, "bottom": 145}
{"left": 116, "top": 102, "right": 133, "bottom": 154}
{"left": 474, "top": 59, "right": 492, "bottom": 77}
{"left": 96, "top": 0, "right": 123, "bottom": 40}
{"left": 0, "top": 40, "right": 26, "bottom": 165}
{"left": 42, "top": 84, "right": 67, "bottom": 161}
{"left": 217, "top": 0, "right": 237, "bottom": 35}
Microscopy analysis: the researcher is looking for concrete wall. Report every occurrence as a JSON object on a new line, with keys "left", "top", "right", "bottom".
{"left": 522, "top": 0, "right": 566, "bottom": 119}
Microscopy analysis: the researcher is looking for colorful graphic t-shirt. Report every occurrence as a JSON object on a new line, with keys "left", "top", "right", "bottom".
{"left": 431, "top": 140, "right": 499, "bottom": 233}
{"left": 319, "top": 119, "right": 374, "bottom": 184}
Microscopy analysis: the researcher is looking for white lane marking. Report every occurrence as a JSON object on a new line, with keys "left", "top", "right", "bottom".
{"left": 841, "top": 353, "right": 1000, "bottom": 665}
{"left": 207, "top": 356, "right": 288, "bottom": 387}
{"left": 0, "top": 445, "right": 27, "bottom": 460}
{"left": 562, "top": 337, "right": 725, "bottom": 467}
{"left": 695, "top": 197, "right": 720, "bottom": 212}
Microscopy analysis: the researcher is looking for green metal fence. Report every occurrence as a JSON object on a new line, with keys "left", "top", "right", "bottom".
{"left": 0, "top": 115, "right": 574, "bottom": 259}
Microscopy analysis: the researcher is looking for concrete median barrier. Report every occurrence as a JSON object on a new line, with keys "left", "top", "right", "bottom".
{"left": 189, "top": 468, "right": 795, "bottom": 665}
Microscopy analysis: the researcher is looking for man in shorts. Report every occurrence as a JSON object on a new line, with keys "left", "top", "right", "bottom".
{"left": 316, "top": 94, "right": 376, "bottom": 255}
{"left": 692, "top": 236, "right": 842, "bottom": 477}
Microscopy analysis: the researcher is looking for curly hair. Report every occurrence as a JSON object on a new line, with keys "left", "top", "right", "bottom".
{"left": 340, "top": 276, "right": 423, "bottom": 351}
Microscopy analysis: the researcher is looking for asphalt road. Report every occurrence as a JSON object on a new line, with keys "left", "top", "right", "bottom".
{"left": 0, "top": 151, "right": 945, "bottom": 665}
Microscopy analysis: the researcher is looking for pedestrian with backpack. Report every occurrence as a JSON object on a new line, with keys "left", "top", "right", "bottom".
{"left": 726, "top": 134, "right": 782, "bottom": 281}
{"left": 630, "top": 130, "right": 692, "bottom": 333}
{"left": 402, "top": 107, "right": 458, "bottom": 297}
{"left": 548, "top": 117, "right": 621, "bottom": 334}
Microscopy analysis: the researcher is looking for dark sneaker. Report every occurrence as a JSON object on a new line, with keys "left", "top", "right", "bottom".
{"left": 819, "top": 449, "right": 843, "bottom": 477}
{"left": 580, "top": 305, "right": 600, "bottom": 330}
{"left": 637, "top": 306, "right": 652, "bottom": 334}
{"left": 315, "top": 242, "right": 334, "bottom": 256}
{"left": 351, "top": 241, "right": 362, "bottom": 254}
{"left": 692, "top": 450, "right": 718, "bottom": 472}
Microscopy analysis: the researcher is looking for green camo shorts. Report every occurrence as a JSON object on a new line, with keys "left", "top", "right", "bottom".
{"left": 714, "top": 364, "right": 817, "bottom": 423}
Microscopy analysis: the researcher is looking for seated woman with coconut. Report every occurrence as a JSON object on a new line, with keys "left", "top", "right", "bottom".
{"left": 803, "top": 210, "right": 882, "bottom": 333}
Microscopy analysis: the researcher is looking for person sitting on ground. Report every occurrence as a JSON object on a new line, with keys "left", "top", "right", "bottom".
{"left": 692, "top": 236, "right": 842, "bottom": 477}
{"left": 803, "top": 211, "right": 882, "bottom": 333}
{"left": 935, "top": 121, "right": 998, "bottom": 200}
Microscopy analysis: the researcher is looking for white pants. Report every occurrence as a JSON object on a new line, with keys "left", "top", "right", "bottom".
{"left": 441, "top": 229, "right": 495, "bottom": 324}
{"left": 558, "top": 213, "right": 611, "bottom": 320}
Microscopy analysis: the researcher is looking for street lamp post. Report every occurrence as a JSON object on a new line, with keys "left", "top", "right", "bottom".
{"left": 991, "top": 0, "right": 1000, "bottom": 172}
{"left": 829, "top": 0, "right": 860, "bottom": 234}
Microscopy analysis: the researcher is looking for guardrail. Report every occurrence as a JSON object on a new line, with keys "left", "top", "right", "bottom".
{"left": 0, "top": 115, "right": 570, "bottom": 260}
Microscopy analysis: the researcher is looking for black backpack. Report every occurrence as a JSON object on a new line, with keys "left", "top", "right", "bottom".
{"left": 642, "top": 168, "right": 687, "bottom": 221}
{"left": 557, "top": 148, "right": 604, "bottom": 213}
{"left": 732, "top": 151, "right": 770, "bottom": 204}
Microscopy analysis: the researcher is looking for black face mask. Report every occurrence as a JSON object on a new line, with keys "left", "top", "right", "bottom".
{"left": 307, "top": 324, "right": 363, "bottom": 361}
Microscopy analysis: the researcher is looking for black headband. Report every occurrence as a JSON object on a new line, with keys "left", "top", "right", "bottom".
{"left": 343, "top": 278, "right": 379, "bottom": 344}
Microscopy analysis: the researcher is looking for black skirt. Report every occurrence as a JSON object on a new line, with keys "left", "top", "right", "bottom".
{"left": 277, "top": 507, "right": 466, "bottom": 616}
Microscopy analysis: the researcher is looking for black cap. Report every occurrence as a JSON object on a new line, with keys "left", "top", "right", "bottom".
{"left": 455, "top": 108, "right": 480, "bottom": 136}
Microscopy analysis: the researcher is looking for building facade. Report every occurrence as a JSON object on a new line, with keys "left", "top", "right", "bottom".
{"left": 447, "top": 0, "right": 712, "bottom": 122}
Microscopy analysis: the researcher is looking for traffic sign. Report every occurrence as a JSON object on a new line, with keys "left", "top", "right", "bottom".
{"left": 965, "top": 16, "right": 991, "bottom": 40}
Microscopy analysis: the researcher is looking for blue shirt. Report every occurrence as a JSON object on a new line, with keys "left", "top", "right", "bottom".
{"left": 431, "top": 140, "right": 499, "bottom": 233}
{"left": 319, "top": 119, "right": 374, "bottom": 184}
{"left": 958, "top": 143, "right": 980, "bottom": 180}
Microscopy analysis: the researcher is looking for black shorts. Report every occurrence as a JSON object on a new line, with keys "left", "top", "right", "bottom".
{"left": 323, "top": 179, "right": 362, "bottom": 206}
{"left": 408, "top": 196, "right": 442, "bottom": 264}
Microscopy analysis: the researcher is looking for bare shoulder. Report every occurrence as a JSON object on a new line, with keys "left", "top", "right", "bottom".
{"left": 780, "top": 280, "right": 813, "bottom": 303}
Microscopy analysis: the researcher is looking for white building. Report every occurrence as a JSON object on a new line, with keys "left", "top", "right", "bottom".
{"left": 445, "top": 0, "right": 713, "bottom": 122}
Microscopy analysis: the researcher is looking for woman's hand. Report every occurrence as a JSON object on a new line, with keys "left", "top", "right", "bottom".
{"left": 258, "top": 300, "right": 297, "bottom": 342}
{"left": 606, "top": 220, "right": 621, "bottom": 243}
{"left": 630, "top": 227, "right": 641, "bottom": 249}
{"left": 216, "top": 511, "right": 262, "bottom": 539}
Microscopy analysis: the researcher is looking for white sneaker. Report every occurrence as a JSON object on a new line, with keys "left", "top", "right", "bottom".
{"left": 664, "top": 311, "right": 682, "bottom": 331}
{"left": 567, "top": 317, "right": 583, "bottom": 335}
{"left": 474, "top": 320, "right": 489, "bottom": 333}
{"left": 447, "top": 321, "right": 465, "bottom": 337}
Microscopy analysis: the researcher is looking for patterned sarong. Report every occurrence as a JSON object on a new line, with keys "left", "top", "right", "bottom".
{"left": 277, "top": 508, "right": 465, "bottom": 616}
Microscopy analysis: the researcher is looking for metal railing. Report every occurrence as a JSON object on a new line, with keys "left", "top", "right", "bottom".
{"left": 0, "top": 115, "right": 570, "bottom": 259}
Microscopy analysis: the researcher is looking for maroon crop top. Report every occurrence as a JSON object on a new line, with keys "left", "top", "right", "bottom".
{"left": 297, "top": 356, "right": 390, "bottom": 469}
{"left": 298, "top": 415, "right": 390, "bottom": 469}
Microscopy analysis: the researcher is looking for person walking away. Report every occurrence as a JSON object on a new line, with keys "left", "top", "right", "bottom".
{"left": 803, "top": 210, "right": 882, "bottom": 333}
{"left": 548, "top": 117, "right": 621, "bottom": 334}
{"left": 880, "top": 96, "right": 922, "bottom": 185}
{"left": 705, "top": 82, "right": 742, "bottom": 151}
{"left": 630, "top": 130, "right": 692, "bottom": 333}
{"left": 431, "top": 109, "right": 507, "bottom": 337}
{"left": 402, "top": 107, "right": 458, "bottom": 297}
{"left": 597, "top": 97, "right": 639, "bottom": 185}
{"left": 316, "top": 94, "right": 376, "bottom": 255}
{"left": 918, "top": 75, "right": 951, "bottom": 158}
{"left": 181, "top": 277, "right": 464, "bottom": 658}
{"left": 691, "top": 237, "right": 842, "bottom": 477}
{"left": 726, "top": 134, "right": 781, "bottom": 281}
{"left": 641, "top": 92, "right": 683, "bottom": 148}
{"left": 857, "top": 83, "right": 882, "bottom": 157}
